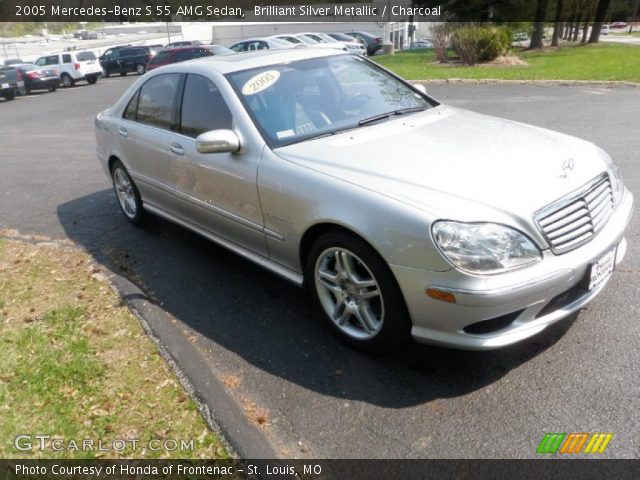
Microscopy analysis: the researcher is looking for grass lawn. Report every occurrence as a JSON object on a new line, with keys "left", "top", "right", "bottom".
{"left": 373, "top": 43, "right": 640, "bottom": 82}
{"left": 0, "top": 237, "right": 228, "bottom": 459}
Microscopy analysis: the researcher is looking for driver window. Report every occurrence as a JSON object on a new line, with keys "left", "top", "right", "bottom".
{"left": 180, "top": 74, "right": 232, "bottom": 138}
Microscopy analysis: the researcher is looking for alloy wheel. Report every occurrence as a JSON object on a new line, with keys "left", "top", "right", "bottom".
{"left": 314, "top": 248, "right": 384, "bottom": 340}
{"left": 113, "top": 168, "right": 137, "bottom": 219}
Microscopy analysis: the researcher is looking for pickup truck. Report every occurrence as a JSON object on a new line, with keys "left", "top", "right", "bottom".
{"left": 0, "top": 66, "right": 19, "bottom": 100}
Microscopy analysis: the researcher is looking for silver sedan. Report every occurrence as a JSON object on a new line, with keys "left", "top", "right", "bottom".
{"left": 95, "top": 49, "right": 633, "bottom": 352}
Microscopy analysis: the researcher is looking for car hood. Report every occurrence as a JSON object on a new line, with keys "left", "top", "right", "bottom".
{"left": 274, "top": 106, "right": 610, "bottom": 222}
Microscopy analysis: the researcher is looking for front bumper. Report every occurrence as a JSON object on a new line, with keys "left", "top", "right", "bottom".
{"left": 391, "top": 188, "right": 634, "bottom": 350}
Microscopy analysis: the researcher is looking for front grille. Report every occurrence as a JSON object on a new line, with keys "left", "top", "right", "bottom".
{"left": 535, "top": 174, "right": 613, "bottom": 254}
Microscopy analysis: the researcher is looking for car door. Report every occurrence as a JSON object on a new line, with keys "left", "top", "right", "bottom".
{"left": 165, "top": 73, "right": 268, "bottom": 256}
{"left": 102, "top": 49, "right": 120, "bottom": 73}
{"left": 117, "top": 73, "right": 181, "bottom": 210}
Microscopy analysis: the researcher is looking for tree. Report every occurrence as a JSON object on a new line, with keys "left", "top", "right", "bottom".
{"left": 529, "top": 0, "right": 550, "bottom": 48}
{"left": 588, "top": 0, "right": 612, "bottom": 42}
{"left": 552, "top": 0, "right": 565, "bottom": 46}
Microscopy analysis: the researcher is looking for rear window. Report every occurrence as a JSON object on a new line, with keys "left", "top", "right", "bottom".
{"left": 76, "top": 51, "right": 96, "bottom": 61}
{"left": 149, "top": 50, "right": 172, "bottom": 64}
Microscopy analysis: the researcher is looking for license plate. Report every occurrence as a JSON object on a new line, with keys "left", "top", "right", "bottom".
{"left": 1, "top": 83, "right": 8, "bottom": 89}
{"left": 87, "top": 61, "right": 95, "bottom": 65}
{"left": 588, "top": 247, "right": 616, "bottom": 291}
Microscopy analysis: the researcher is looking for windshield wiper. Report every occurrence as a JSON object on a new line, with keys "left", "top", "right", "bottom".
{"left": 358, "top": 106, "right": 428, "bottom": 126}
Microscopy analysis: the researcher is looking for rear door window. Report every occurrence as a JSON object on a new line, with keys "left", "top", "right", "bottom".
{"left": 62, "top": 54, "right": 72, "bottom": 64}
{"left": 136, "top": 74, "right": 181, "bottom": 130}
{"left": 173, "top": 50, "right": 194, "bottom": 62}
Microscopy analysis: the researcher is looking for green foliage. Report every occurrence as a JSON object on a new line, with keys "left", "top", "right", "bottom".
{"left": 374, "top": 43, "right": 640, "bottom": 82}
{"left": 451, "top": 25, "right": 513, "bottom": 65}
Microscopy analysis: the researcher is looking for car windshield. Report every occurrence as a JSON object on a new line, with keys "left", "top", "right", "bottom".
{"left": 297, "top": 35, "right": 318, "bottom": 44}
{"left": 227, "top": 55, "right": 434, "bottom": 148}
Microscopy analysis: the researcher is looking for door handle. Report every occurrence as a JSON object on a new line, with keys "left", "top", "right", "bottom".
{"left": 118, "top": 127, "right": 128, "bottom": 137}
{"left": 170, "top": 143, "right": 184, "bottom": 155}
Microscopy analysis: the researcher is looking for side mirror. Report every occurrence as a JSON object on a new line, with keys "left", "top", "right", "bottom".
{"left": 412, "top": 83, "right": 427, "bottom": 95}
{"left": 196, "top": 130, "right": 241, "bottom": 154}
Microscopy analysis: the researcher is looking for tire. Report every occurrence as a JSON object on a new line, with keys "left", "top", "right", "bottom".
{"left": 120, "top": 71, "right": 127, "bottom": 77}
{"left": 110, "top": 160, "right": 146, "bottom": 225}
{"left": 18, "top": 86, "right": 28, "bottom": 96}
{"left": 103, "top": 69, "right": 110, "bottom": 78}
{"left": 60, "top": 73, "right": 74, "bottom": 88}
{"left": 47, "top": 84, "right": 57, "bottom": 92}
{"left": 3, "top": 89, "right": 16, "bottom": 100}
{"left": 86, "top": 76, "right": 98, "bottom": 84}
{"left": 135, "top": 63, "right": 145, "bottom": 75}
{"left": 306, "top": 231, "right": 411, "bottom": 353}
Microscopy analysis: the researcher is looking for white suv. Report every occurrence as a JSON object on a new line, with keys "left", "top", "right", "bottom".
{"left": 34, "top": 51, "right": 102, "bottom": 88}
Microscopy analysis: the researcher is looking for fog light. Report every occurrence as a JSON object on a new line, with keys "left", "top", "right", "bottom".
{"left": 426, "top": 288, "right": 456, "bottom": 303}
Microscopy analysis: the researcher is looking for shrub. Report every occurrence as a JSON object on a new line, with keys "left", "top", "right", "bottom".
{"left": 451, "top": 25, "right": 513, "bottom": 65}
{"left": 431, "top": 23, "right": 457, "bottom": 63}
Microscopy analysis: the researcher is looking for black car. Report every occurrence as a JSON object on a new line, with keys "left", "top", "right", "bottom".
{"left": 0, "top": 66, "right": 19, "bottom": 100}
{"left": 99, "top": 45, "right": 163, "bottom": 77}
{"left": 14, "top": 64, "right": 58, "bottom": 95}
{"left": 345, "top": 31, "right": 382, "bottom": 56}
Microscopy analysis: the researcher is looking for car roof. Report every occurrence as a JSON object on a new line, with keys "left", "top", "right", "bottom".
{"left": 159, "top": 48, "right": 345, "bottom": 75}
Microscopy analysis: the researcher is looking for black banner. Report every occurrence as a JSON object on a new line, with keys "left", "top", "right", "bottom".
{"left": 1, "top": 460, "right": 640, "bottom": 480}
{"left": 0, "top": 0, "right": 636, "bottom": 22}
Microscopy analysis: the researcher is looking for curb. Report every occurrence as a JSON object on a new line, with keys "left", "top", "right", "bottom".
{"left": 104, "top": 270, "right": 280, "bottom": 459}
{"left": 410, "top": 78, "right": 640, "bottom": 87}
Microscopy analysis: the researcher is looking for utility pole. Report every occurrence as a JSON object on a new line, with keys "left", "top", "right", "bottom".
{"left": 166, "top": 21, "right": 172, "bottom": 44}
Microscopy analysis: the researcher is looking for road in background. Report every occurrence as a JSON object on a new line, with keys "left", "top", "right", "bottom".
{"left": 1, "top": 78, "right": 638, "bottom": 458}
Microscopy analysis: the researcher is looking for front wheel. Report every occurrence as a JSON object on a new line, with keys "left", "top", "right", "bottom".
{"left": 60, "top": 73, "right": 74, "bottom": 88}
{"left": 306, "top": 232, "right": 411, "bottom": 352}
{"left": 135, "top": 63, "right": 145, "bottom": 75}
{"left": 111, "top": 160, "right": 146, "bottom": 225}
{"left": 86, "top": 76, "right": 98, "bottom": 84}
{"left": 47, "top": 84, "right": 57, "bottom": 92}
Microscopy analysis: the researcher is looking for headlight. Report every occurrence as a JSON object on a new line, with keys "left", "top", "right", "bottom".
{"left": 432, "top": 221, "right": 542, "bottom": 274}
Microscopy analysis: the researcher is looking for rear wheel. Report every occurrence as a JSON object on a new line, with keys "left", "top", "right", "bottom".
{"left": 47, "top": 84, "right": 57, "bottom": 92}
{"left": 120, "top": 71, "right": 127, "bottom": 77}
{"left": 18, "top": 86, "right": 29, "bottom": 96}
{"left": 102, "top": 68, "right": 110, "bottom": 78}
{"left": 306, "top": 231, "right": 411, "bottom": 352}
{"left": 111, "top": 160, "right": 146, "bottom": 225}
{"left": 3, "top": 89, "right": 16, "bottom": 100}
{"left": 135, "top": 63, "right": 145, "bottom": 75}
{"left": 60, "top": 73, "right": 74, "bottom": 88}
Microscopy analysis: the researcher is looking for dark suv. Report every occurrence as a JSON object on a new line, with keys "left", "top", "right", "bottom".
{"left": 100, "top": 45, "right": 162, "bottom": 77}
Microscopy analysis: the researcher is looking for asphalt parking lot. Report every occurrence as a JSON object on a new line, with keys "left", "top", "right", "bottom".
{"left": 1, "top": 77, "right": 638, "bottom": 458}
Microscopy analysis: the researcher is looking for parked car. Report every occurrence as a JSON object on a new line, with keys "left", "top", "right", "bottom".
{"left": 610, "top": 22, "right": 628, "bottom": 29}
{"left": 34, "top": 51, "right": 102, "bottom": 87}
{"left": 147, "top": 45, "right": 234, "bottom": 71}
{"left": 165, "top": 40, "right": 205, "bottom": 48}
{"left": 409, "top": 39, "right": 434, "bottom": 50}
{"left": 513, "top": 32, "right": 529, "bottom": 42}
{"left": 345, "top": 31, "right": 383, "bottom": 56}
{"left": 95, "top": 49, "right": 633, "bottom": 352}
{"left": 14, "top": 64, "right": 58, "bottom": 95}
{"left": 100, "top": 45, "right": 163, "bottom": 76}
{"left": 327, "top": 32, "right": 370, "bottom": 55}
{"left": 4, "top": 58, "right": 24, "bottom": 66}
{"left": 272, "top": 33, "right": 347, "bottom": 51}
{"left": 303, "top": 32, "right": 366, "bottom": 55}
{"left": 0, "top": 66, "right": 19, "bottom": 100}
{"left": 229, "top": 37, "right": 294, "bottom": 52}
{"left": 601, "top": 24, "right": 610, "bottom": 35}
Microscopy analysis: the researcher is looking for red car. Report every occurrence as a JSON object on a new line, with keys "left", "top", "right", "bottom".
{"left": 146, "top": 45, "right": 234, "bottom": 71}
